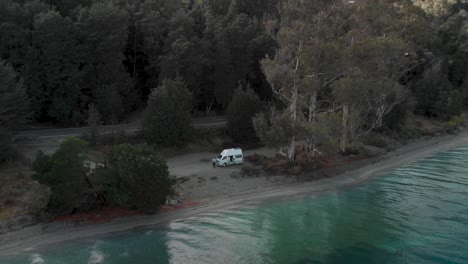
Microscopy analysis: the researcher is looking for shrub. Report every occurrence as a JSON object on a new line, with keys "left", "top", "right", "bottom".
{"left": 32, "top": 151, "right": 52, "bottom": 175}
{"left": 343, "top": 146, "right": 362, "bottom": 156}
{"left": 226, "top": 88, "right": 264, "bottom": 143}
{"left": 99, "top": 144, "right": 172, "bottom": 213}
{"left": 446, "top": 115, "right": 464, "bottom": 131}
{"left": 361, "top": 134, "right": 388, "bottom": 148}
{"left": 32, "top": 137, "right": 88, "bottom": 215}
{"left": 142, "top": 78, "right": 193, "bottom": 146}
{"left": 413, "top": 64, "right": 464, "bottom": 120}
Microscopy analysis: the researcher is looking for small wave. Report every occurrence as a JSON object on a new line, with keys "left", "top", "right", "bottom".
{"left": 88, "top": 244, "right": 105, "bottom": 264}
{"left": 30, "top": 254, "right": 44, "bottom": 264}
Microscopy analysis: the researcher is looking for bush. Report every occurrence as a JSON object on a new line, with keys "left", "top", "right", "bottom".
{"left": 446, "top": 115, "right": 464, "bottom": 131}
{"left": 142, "top": 78, "right": 193, "bottom": 146}
{"left": 226, "top": 88, "right": 264, "bottom": 143}
{"left": 361, "top": 134, "right": 388, "bottom": 148}
{"left": 32, "top": 151, "right": 52, "bottom": 174}
{"left": 413, "top": 64, "right": 464, "bottom": 120}
{"left": 343, "top": 146, "right": 362, "bottom": 156}
{"left": 98, "top": 144, "right": 172, "bottom": 213}
{"left": 383, "top": 100, "right": 410, "bottom": 131}
{"left": 32, "top": 137, "right": 88, "bottom": 215}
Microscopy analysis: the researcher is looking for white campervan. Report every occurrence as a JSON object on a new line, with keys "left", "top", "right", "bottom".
{"left": 213, "top": 148, "right": 243, "bottom": 167}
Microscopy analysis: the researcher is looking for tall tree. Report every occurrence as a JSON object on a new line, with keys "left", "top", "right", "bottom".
{"left": 77, "top": 1, "right": 136, "bottom": 123}
{"left": 33, "top": 137, "right": 88, "bottom": 215}
{"left": 142, "top": 78, "right": 193, "bottom": 146}
{"left": 99, "top": 144, "right": 172, "bottom": 213}
{"left": 257, "top": 0, "right": 338, "bottom": 160}
{"left": 25, "top": 10, "right": 84, "bottom": 124}
{"left": 226, "top": 86, "right": 264, "bottom": 143}
{"left": 158, "top": 9, "right": 210, "bottom": 106}
{"left": 138, "top": 0, "right": 182, "bottom": 89}
{"left": 0, "top": 60, "right": 28, "bottom": 130}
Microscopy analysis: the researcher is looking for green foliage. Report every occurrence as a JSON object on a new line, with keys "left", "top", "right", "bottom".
{"left": 226, "top": 88, "right": 264, "bottom": 143}
{"left": 252, "top": 110, "right": 295, "bottom": 150}
{"left": 446, "top": 115, "right": 465, "bottom": 131}
{"left": 32, "top": 150, "right": 52, "bottom": 175}
{"left": 361, "top": 134, "right": 389, "bottom": 148}
{"left": 86, "top": 104, "right": 102, "bottom": 145}
{"left": 142, "top": 78, "right": 193, "bottom": 146}
{"left": 414, "top": 63, "right": 463, "bottom": 120}
{"left": 414, "top": 0, "right": 459, "bottom": 17}
{"left": 99, "top": 144, "right": 172, "bottom": 213}
{"left": 32, "top": 137, "right": 88, "bottom": 215}
{"left": 78, "top": 1, "right": 138, "bottom": 123}
{"left": 0, "top": 0, "right": 277, "bottom": 124}
{"left": 310, "top": 113, "right": 342, "bottom": 154}
{"left": 0, "top": 0, "right": 466, "bottom": 150}
{"left": 25, "top": 10, "right": 83, "bottom": 124}
{"left": 382, "top": 101, "right": 410, "bottom": 131}
{"left": 0, "top": 60, "right": 28, "bottom": 130}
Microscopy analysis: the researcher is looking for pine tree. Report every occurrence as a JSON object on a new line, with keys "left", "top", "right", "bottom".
{"left": 0, "top": 60, "right": 28, "bottom": 130}
{"left": 142, "top": 78, "right": 193, "bottom": 146}
{"left": 226, "top": 87, "right": 264, "bottom": 143}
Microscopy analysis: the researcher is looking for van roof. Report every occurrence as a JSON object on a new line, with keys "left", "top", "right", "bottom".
{"left": 222, "top": 148, "right": 242, "bottom": 152}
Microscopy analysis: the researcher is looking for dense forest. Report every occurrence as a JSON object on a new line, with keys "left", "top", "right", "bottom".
{"left": 0, "top": 0, "right": 467, "bottom": 138}
{"left": 0, "top": 0, "right": 280, "bottom": 126}
{"left": 1, "top": 0, "right": 468, "bottom": 218}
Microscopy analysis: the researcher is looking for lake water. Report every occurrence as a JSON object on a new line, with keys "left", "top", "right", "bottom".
{"left": 3, "top": 145, "right": 468, "bottom": 264}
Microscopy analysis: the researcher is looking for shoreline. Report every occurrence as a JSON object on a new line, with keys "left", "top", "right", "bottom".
{"left": 1, "top": 131, "right": 468, "bottom": 257}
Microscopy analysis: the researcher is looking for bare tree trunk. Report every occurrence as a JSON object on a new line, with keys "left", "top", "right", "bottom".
{"left": 205, "top": 100, "right": 214, "bottom": 117}
{"left": 340, "top": 105, "right": 348, "bottom": 153}
{"left": 307, "top": 91, "right": 317, "bottom": 156}
{"left": 288, "top": 135, "right": 296, "bottom": 161}
{"left": 289, "top": 83, "right": 298, "bottom": 161}
{"left": 287, "top": 44, "right": 302, "bottom": 162}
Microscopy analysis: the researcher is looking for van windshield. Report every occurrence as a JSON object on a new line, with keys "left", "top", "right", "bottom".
{"left": 218, "top": 155, "right": 222, "bottom": 159}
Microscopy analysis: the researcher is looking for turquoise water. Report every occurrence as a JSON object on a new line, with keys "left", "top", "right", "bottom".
{"left": 3, "top": 145, "right": 468, "bottom": 263}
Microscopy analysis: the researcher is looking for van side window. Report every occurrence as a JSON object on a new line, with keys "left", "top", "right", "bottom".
{"left": 222, "top": 156, "right": 227, "bottom": 160}
{"left": 235, "top": 155, "right": 243, "bottom": 158}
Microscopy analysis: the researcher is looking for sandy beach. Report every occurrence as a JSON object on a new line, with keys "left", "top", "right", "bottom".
{"left": 1, "top": 131, "right": 468, "bottom": 257}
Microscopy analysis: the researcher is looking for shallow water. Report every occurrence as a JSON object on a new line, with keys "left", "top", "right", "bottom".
{"left": 3, "top": 145, "right": 468, "bottom": 264}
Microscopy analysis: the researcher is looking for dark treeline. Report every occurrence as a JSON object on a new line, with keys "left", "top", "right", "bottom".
{"left": 0, "top": 0, "right": 279, "bottom": 125}
{"left": 0, "top": 0, "right": 467, "bottom": 129}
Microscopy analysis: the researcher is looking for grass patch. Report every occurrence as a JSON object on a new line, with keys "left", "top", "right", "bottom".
{"left": 446, "top": 115, "right": 464, "bottom": 132}
{"left": 0, "top": 169, "right": 49, "bottom": 220}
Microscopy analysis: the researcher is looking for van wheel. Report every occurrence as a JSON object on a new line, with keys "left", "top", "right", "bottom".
{"left": 222, "top": 163, "right": 227, "bottom": 167}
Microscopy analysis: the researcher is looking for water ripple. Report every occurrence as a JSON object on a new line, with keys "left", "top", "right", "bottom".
{"left": 4, "top": 144, "right": 468, "bottom": 264}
